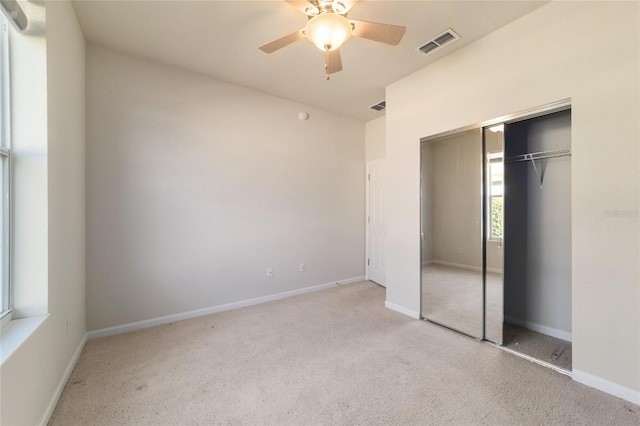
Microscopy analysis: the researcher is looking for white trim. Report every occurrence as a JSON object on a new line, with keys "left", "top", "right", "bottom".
{"left": 420, "top": 99, "right": 571, "bottom": 143}
{"left": 0, "top": 314, "right": 48, "bottom": 364}
{"left": 88, "top": 276, "right": 366, "bottom": 340}
{"left": 0, "top": 15, "right": 11, "bottom": 322}
{"left": 504, "top": 315, "right": 572, "bottom": 343}
{"left": 429, "top": 260, "right": 502, "bottom": 275}
{"left": 384, "top": 300, "right": 420, "bottom": 319}
{"left": 421, "top": 260, "right": 434, "bottom": 266}
{"left": 432, "top": 260, "right": 480, "bottom": 272}
{"left": 573, "top": 370, "right": 640, "bottom": 405}
{"left": 38, "top": 333, "right": 87, "bottom": 426}
{"left": 365, "top": 162, "right": 371, "bottom": 280}
{"left": 366, "top": 159, "right": 387, "bottom": 287}
{"left": 0, "top": 15, "right": 10, "bottom": 146}
{"left": 335, "top": 276, "right": 365, "bottom": 286}
{"left": 0, "top": 309, "right": 12, "bottom": 328}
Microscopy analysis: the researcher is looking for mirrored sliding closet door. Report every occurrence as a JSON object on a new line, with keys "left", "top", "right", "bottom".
{"left": 420, "top": 129, "right": 484, "bottom": 338}
{"left": 420, "top": 103, "right": 572, "bottom": 372}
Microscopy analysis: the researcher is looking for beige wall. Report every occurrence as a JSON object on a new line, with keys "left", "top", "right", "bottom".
{"left": 0, "top": 1, "right": 86, "bottom": 424}
{"left": 365, "top": 116, "right": 386, "bottom": 162}
{"left": 430, "top": 130, "right": 483, "bottom": 268}
{"left": 386, "top": 1, "right": 639, "bottom": 400}
{"left": 86, "top": 45, "right": 365, "bottom": 331}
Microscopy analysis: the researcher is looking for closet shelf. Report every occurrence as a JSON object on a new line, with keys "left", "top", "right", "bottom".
{"left": 504, "top": 149, "right": 571, "bottom": 164}
{"left": 504, "top": 149, "right": 571, "bottom": 188}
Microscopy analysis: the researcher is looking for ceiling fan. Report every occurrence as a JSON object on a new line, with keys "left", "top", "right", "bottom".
{"left": 259, "top": 0, "right": 406, "bottom": 80}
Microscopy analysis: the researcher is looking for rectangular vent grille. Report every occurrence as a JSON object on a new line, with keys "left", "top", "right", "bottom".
{"left": 419, "top": 42, "right": 439, "bottom": 55}
{"left": 416, "top": 29, "right": 460, "bottom": 57}
{"left": 434, "top": 32, "right": 455, "bottom": 45}
{"left": 369, "top": 100, "right": 386, "bottom": 111}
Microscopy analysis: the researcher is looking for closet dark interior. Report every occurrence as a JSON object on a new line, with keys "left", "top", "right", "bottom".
{"left": 421, "top": 106, "right": 572, "bottom": 372}
{"left": 502, "top": 110, "right": 572, "bottom": 369}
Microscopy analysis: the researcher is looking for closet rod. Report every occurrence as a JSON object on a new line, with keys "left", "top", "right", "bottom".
{"left": 504, "top": 149, "right": 571, "bottom": 188}
{"left": 504, "top": 149, "right": 571, "bottom": 164}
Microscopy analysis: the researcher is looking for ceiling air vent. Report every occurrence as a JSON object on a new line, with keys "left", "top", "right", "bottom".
{"left": 369, "top": 100, "right": 386, "bottom": 111}
{"left": 416, "top": 29, "right": 460, "bottom": 56}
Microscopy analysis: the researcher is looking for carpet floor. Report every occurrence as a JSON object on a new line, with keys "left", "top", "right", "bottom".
{"left": 422, "top": 263, "right": 572, "bottom": 371}
{"left": 422, "top": 264, "right": 503, "bottom": 339}
{"left": 503, "top": 323, "right": 572, "bottom": 371}
{"left": 49, "top": 281, "right": 638, "bottom": 425}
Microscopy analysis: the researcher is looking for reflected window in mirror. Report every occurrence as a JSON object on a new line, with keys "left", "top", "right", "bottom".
{"left": 488, "top": 152, "right": 503, "bottom": 242}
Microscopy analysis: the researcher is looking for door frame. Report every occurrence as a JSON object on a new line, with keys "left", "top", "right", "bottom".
{"left": 365, "top": 159, "right": 385, "bottom": 284}
{"left": 419, "top": 98, "right": 572, "bottom": 341}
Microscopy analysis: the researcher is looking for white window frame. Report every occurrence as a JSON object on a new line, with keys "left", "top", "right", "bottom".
{"left": 0, "top": 14, "right": 12, "bottom": 324}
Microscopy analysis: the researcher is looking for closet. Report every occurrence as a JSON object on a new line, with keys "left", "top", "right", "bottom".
{"left": 420, "top": 104, "right": 572, "bottom": 372}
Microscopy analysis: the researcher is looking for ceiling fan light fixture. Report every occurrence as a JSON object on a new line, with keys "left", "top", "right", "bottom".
{"left": 332, "top": 1, "right": 347, "bottom": 14}
{"left": 304, "top": 5, "right": 319, "bottom": 16}
{"left": 305, "top": 12, "right": 352, "bottom": 52}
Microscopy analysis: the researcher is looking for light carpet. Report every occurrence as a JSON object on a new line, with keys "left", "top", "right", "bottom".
{"left": 503, "top": 322, "right": 572, "bottom": 371}
{"left": 421, "top": 263, "right": 504, "bottom": 339}
{"left": 50, "top": 281, "right": 639, "bottom": 425}
{"left": 422, "top": 263, "right": 571, "bottom": 371}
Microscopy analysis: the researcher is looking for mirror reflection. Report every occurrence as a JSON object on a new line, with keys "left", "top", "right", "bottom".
{"left": 484, "top": 126, "right": 504, "bottom": 344}
{"left": 421, "top": 129, "right": 483, "bottom": 338}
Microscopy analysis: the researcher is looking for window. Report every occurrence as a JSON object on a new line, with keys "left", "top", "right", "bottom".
{"left": 488, "top": 152, "right": 503, "bottom": 241}
{"left": 0, "top": 14, "right": 11, "bottom": 321}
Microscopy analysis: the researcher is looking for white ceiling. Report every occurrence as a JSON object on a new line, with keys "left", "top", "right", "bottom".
{"left": 72, "top": 0, "right": 547, "bottom": 122}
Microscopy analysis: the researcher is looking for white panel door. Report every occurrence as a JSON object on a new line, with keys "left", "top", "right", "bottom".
{"left": 368, "top": 160, "right": 386, "bottom": 286}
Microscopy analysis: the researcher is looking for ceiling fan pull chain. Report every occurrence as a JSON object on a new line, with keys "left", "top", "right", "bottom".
{"left": 324, "top": 51, "right": 331, "bottom": 80}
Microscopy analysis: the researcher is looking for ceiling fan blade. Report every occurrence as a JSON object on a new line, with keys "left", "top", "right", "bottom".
{"left": 259, "top": 29, "right": 305, "bottom": 54}
{"left": 324, "top": 49, "right": 343, "bottom": 75}
{"left": 350, "top": 19, "right": 406, "bottom": 46}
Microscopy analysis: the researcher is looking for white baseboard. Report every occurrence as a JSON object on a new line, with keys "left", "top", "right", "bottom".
{"left": 504, "top": 315, "right": 572, "bottom": 342}
{"left": 433, "top": 260, "right": 480, "bottom": 272}
{"left": 573, "top": 369, "right": 640, "bottom": 405}
{"left": 88, "top": 276, "right": 366, "bottom": 340}
{"left": 422, "top": 260, "right": 502, "bottom": 274}
{"left": 39, "top": 333, "right": 87, "bottom": 426}
{"left": 385, "top": 301, "right": 420, "bottom": 319}
{"left": 336, "top": 276, "right": 366, "bottom": 286}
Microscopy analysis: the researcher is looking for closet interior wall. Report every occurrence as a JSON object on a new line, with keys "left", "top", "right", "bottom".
{"left": 503, "top": 110, "right": 572, "bottom": 342}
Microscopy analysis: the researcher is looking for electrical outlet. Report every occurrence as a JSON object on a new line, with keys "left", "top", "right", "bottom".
{"left": 267, "top": 267, "right": 273, "bottom": 278}
{"left": 299, "top": 263, "right": 306, "bottom": 272}
{"left": 458, "top": 247, "right": 463, "bottom": 253}
{"left": 66, "top": 317, "right": 71, "bottom": 336}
